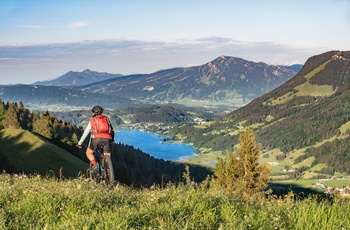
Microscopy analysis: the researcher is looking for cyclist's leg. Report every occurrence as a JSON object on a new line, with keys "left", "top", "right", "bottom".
{"left": 102, "top": 138, "right": 112, "bottom": 157}
{"left": 87, "top": 138, "right": 97, "bottom": 164}
{"left": 88, "top": 139, "right": 100, "bottom": 179}
{"left": 86, "top": 146, "right": 99, "bottom": 177}
{"left": 86, "top": 147, "right": 94, "bottom": 162}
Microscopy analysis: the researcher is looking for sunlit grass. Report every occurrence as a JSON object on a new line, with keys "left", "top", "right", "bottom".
{"left": 1, "top": 173, "right": 349, "bottom": 229}
{"left": 260, "top": 148, "right": 283, "bottom": 163}
{"left": 339, "top": 121, "right": 350, "bottom": 135}
{"left": 249, "top": 122, "right": 264, "bottom": 129}
{"left": 182, "top": 148, "right": 222, "bottom": 167}
{"left": 309, "top": 163, "right": 327, "bottom": 172}
{"left": 267, "top": 60, "right": 334, "bottom": 106}
{"left": 323, "top": 179, "right": 350, "bottom": 188}
{"left": 294, "top": 81, "right": 333, "bottom": 97}
{"left": 303, "top": 171, "right": 322, "bottom": 179}
{"left": 193, "top": 121, "right": 214, "bottom": 129}
{"left": 294, "top": 156, "right": 316, "bottom": 168}
{"left": 265, "top": 115, "right": 274, "bottom": 122}
{"left": 171, "top": 97, "right": 247, "bottom": 109}
{"left": 0, "top": 129, "right": 88, "bottom": 178}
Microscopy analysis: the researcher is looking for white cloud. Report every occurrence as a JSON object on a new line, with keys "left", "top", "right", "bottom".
{"left": 18, "top": 25, "right": 45, "bottom": 29}
{"left": 67, "top": 21, "right": 89, "bottom": 30}
{"left": 284, "top": 60, "right": 303, "bottom": 65}
{"left": 0, "top": 38, "right": 317, "bottom": 65}
{"left": 0, "top": 37, "right": 327, "bottom": 84}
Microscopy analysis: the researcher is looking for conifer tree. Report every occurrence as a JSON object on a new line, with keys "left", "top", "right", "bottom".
{"left": 71, "top": 132, "right": 79, "bottom": 144}
{"left": 32, "top": 110, "right": 53, "bottom": 139}
{"left": 213, "top": 127, "right": 270, "bottom": 197}
{"left": 3, "top": 103, "right": 20, "bottom": 129}
{"left": 0, "top": 100, "right": 5, "bottom": 129}
{"left": 17, "top": 101, "right": 32, "bottom": 130}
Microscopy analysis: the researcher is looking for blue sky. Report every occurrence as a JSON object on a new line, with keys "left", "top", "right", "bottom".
{"left": 1, "top": 0, "right": 350, "bottom": 85}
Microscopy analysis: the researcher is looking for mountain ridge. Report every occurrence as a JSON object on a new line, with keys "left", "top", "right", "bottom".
{"left": 1, "top": 55, "right": 300, "bottom": 113}
{"left": 173, "top": 50, "right": 350, "bottom": 176}
{"left": 76, "top": 55, "right": 300, "bottom": 111}
{"left": 33, "top": 69, "right": 123, "bottom": 87}
{"left": 0, "top": 84, "right": 139, "bottom": 111}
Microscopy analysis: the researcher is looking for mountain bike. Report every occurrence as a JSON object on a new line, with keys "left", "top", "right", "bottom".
{"left": 89, "top": 143, "right": 115, "bottom": 186}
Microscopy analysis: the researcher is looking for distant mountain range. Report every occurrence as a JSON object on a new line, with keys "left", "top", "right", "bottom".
{"left": 0, "top": 84, "right": 138, "bottom": 111}
{"left": 33, "top": 69, "right": 123, "bottom": 87}
{"left": 174, "top": 50, "right": 350, "bottom": 176}
{"left": 77, "top": 56, "right": 300, "bottom": 110}
{"left": 0, "top": 56, "right": 301, "bottom": 112}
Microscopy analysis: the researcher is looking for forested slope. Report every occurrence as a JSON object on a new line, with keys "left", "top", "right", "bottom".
{"left": 172, "top": 50, "right": 350, "bottom": 176}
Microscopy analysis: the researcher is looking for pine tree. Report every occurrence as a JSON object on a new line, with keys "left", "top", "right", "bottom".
{"left": 3, "top": 103, "right": 20, "bottom": 129}
{"left": 71, "top": 133, "right": 79, "bottom": 144}
{"left": 32, "top": 110, "right": 53, "bottom": 139}
{"left": 0, "top": 100, "right": 5, "bottom": 129}
{"left": 213, "top": 127, "right": 270, "bottom": 197}
{"left": 18, "top": 101, "right": 32, "bottom": 130}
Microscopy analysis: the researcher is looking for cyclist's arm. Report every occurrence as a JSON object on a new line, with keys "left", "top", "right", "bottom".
{"left": 107, "top": 117, "right": 115, "bottom": 141}
{"left": 78, "top": 122, "right": 91, "bottom": 145}
{"left": 106, "top": 117, "right": 114, "bottom": 131}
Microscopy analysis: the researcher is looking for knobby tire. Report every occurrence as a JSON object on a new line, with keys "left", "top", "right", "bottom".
{"left": 89, "top": 163, "right": 100, "bottom": 182}
{"left": 89, "top": 155, "right": 115, "bottom": 186}
{"left": 102, "top": 155, "right": 115, "bottom": 185}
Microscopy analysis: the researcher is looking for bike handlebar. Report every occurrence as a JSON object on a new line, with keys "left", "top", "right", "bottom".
{"left": 76, "top": 143, "right": 87, "bottom": 149}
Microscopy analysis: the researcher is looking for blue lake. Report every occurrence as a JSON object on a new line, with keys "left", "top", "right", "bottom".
{"left": 114, "top": 130, "right": 196, "bottom": 161}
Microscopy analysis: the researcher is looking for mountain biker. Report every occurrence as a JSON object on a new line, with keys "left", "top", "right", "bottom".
{"left": 77, "top": 105, "right": 114, "bottom": 172}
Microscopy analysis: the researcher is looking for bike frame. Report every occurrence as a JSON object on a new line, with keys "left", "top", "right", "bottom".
{"left": 89, "top": 143, "right": 115, "bottom": 186}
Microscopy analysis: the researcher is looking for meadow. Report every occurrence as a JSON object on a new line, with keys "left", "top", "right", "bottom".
{"left": 1, "top": 173, "right": 349, "bottom": 230}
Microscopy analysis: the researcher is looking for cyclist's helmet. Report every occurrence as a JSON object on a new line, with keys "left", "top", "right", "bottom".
{"left": 91, "top": 105, "right": 103, "bottom": 116}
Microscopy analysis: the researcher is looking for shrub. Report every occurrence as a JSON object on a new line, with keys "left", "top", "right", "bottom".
{"left": 212, "top": 127, "right": 270, "bottom": 197}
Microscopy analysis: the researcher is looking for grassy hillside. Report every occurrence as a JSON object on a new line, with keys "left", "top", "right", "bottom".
{"left": 1, "top": 174, "right": 349, "bottom": 229}
{"left": 0, "top": 129, "right": 88, "bottom": 178}
{"left": 171, "top": 51, "right": 350, "bottom": 178}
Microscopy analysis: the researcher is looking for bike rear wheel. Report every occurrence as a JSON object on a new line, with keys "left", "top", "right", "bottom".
{"left": 102, "top": 155, "right": 115, "bottom": 185}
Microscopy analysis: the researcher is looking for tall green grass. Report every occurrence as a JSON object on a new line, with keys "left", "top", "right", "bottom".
{"left": 1, "top": 173, "right": 349, "bottom": 229}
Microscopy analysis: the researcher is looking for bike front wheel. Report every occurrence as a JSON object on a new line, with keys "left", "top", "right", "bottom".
{"left": 89, "top": 163, "right": 102, "bottom": 182}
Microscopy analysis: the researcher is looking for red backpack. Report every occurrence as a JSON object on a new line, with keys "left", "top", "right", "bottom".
{"left": 90, "top": 115, "right": 113, "bottom": 139}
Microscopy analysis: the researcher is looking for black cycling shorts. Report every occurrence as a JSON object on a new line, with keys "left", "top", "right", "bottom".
{"left": 88, "top": 138, "right": 112, "bottom": 153}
